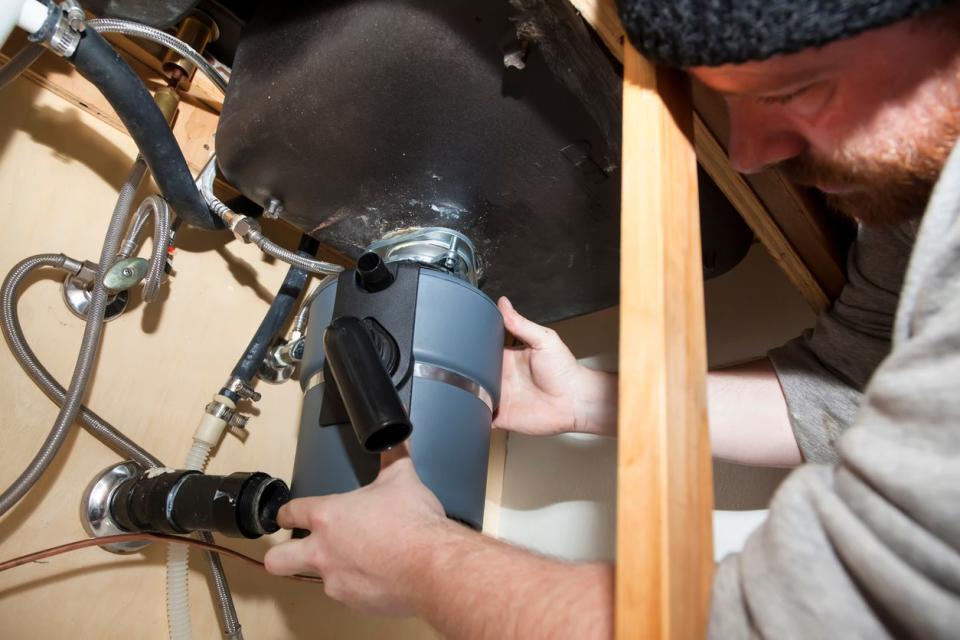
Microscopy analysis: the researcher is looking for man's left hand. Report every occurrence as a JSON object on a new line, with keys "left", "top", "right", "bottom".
{"left": 264, "top": 451, "right": 450, "bottom": 616}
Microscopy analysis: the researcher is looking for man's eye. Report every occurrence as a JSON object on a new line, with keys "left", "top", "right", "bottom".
{"left": 756, "top": 86, "right": 811, "bottom": 106}
{"left": 755, "top": 82, "right": 834, "bottom": 118}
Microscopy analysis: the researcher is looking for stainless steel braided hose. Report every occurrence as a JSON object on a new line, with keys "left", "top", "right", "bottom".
{"left": 0, "top": 159, "right": 147, "bottom": 516}
{"left": 86, "top": 18, "right": 228, "bottom": 93}
{"left": 0, "top": 252, "right": 162, "bottom": 468}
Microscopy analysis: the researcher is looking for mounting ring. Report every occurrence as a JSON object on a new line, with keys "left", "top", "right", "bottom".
{"left": 80, "top": 461, "right": 151, "bottom": 554}
{"left": 62, "top": 273, "right": 128, "bottom": 322}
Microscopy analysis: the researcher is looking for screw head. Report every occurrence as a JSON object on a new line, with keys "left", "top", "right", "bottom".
{"left": 264, "top": 198, "right": 284, "bottom": 219}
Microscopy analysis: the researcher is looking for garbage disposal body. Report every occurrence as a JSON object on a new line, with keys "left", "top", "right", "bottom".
{"left": 292, "top": 266, "right": 503, "bottom": 530}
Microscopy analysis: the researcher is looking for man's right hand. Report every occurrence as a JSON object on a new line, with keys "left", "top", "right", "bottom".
{"left": 494, "top": 297, "right": 618, "bottom": 437}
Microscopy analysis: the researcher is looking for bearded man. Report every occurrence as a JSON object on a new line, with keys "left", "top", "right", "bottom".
{"left": 264, "top": 1, "right": 960, "bottom": 637}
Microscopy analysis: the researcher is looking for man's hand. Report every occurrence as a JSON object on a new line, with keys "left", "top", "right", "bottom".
{"left": 264, "top": 452, "right": 450, "bottom": 616}
{"left": 495, "top": 297, "right": 618, "bottom": 437}
{"left": 265, "top": 448, "right": 614, "bottom": 639}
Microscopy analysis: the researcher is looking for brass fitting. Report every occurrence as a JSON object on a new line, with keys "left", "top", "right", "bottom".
{"left": 162, "top": 12, "right": 219, "bottom": 88}
{"left": 153, "top": 86, "right": 181, "bottom": 125}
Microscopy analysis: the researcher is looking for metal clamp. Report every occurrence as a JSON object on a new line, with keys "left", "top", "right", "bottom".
{"left": 205, "top": 399, "right": 249, "bottom": 429}
{"left": 38, "top": 3, "right": 82, "bottom": 58}
{"left": 366, "top": 227, "right": 481, "bottom": 286}
{"left": 302, "top": 361, "right": 494, "bottom": 412}
{"left": 62, "top": 0, "right": 85, "bottom": 32}
{"left": 224, "top": 376, "right": 262, "bottom": 402}
{"left": 413, "top": 362, "right": 494, "bottom": 412}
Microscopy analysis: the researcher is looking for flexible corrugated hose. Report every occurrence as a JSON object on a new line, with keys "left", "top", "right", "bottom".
{"left": 0, "top": 159, "right": 146, "bottom": 516}
{"left": 86, "top": 18, "right": 228, "bottom": 93}
{"left": 118, "top": 194, "right": 171, "bottom": 303}
{"left": 248, "top": 229, "right": 344, "bottom": 276}
{"left": 168, "top": 439, "right": 244, "bottom": 640}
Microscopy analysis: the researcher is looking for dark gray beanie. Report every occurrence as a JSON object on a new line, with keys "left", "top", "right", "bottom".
{"left": 617, "top": 0, "right": 953, "bottom": 67}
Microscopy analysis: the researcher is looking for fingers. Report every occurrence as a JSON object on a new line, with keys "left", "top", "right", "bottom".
{"left": 498, "top": 296, "right": 557, "bottom": 350}
{"left": 263, "top": 537, "right": 315, "bottom": 577}
{"left": 277, "top": 496, "right": 326, "bottom": 531}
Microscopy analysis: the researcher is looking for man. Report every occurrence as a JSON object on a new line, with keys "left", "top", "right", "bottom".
{"left": 265, "top": 1, "right": 960, "bottom": 636}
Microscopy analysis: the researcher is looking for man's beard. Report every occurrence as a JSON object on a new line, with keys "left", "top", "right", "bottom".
{"left": 779, "top": 153, "right": 939, "bottom": 225}
{"left": 777, "top": 95, "right": 960, "bottom": 226}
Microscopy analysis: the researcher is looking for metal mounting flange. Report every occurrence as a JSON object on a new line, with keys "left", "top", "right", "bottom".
{"left": 80, "top": 461, "right": 151, "bottom": 554}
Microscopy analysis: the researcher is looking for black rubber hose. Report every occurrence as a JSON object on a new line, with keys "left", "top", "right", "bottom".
{"left": 67, "top": 27, "right": 223, "bottom": 231}
{"left": 223, "top": 235, "right": 320, "bottom": 396}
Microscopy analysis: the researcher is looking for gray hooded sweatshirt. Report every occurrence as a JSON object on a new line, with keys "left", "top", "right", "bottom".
{"left": 710, "top": 142, "right": 960, "bottom": 638}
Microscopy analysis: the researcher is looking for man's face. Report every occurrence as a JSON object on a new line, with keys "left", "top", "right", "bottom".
{"left": 690, "top": 15, "right": 960, "bottom": 224}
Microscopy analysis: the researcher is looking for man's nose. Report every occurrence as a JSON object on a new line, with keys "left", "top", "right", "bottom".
{"left": 726, "top": 105, "right": 808, "bottom": 174}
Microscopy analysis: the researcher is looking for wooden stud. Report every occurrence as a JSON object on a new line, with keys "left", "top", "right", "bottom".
{"left": 617, "top": 44, "right": 714, "bottom": 639}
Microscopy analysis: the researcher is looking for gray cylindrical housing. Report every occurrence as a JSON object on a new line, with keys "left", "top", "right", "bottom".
{"left": 291, "top": 268, "right": 503, "bottom": 529}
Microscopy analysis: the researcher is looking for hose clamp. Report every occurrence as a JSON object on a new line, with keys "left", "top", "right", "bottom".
{"left": 42, "top": 6, "right": 82, "bottom": 58}
{"left": 62, "top": 0, "right": 85, "bottom": 32}
{"left": 224, "top": 376, "right": 262, "bottom": 402}
{"left": 205, "top": 400, "right": 249, "bottom": 429}
{"left": 302, "top": 362, "right": 495, "bottom": 412}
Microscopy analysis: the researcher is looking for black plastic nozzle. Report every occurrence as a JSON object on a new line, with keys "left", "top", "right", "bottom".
{"left": 323, "top": 316, "right": 413, "bottom": 452}
{"left": 110, "top": 470, "right": 290, "bottom": 538}
{"left": 356, "top": 252, "right": 394, "bottom": 292}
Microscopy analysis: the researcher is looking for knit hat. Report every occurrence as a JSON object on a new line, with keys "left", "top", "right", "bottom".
{"left": 617, "top": 0, "right": 952, "bottom": 67}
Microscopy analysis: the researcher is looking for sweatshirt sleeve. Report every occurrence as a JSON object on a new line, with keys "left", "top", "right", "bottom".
{"left": 710, "top": 147, "right": 960, "bottom": 639}
{"left": 768, "top": 222, "right": 915, "bottom": 463}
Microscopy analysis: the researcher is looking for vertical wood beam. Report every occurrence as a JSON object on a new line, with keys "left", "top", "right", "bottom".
{"left": 616, "top": 43, "right": 714, "bottom": 639}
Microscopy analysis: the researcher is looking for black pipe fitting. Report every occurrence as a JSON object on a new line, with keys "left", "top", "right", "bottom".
{"left": 323, "top": 316, "right": 413, "bottom": 452}
{"left": 356, "top": 252, "right": 394, "bottom": 292}
{"left": 110, "top": 470, "right": 289, "bottom": 538}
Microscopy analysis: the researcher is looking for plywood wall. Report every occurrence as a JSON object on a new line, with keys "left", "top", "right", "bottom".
{"left": 0, "top": 78, "right": 442, "bottom": 639}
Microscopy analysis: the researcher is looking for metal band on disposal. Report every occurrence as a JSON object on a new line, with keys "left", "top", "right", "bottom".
{"left": 412, "top": 362, "right": 494, "bottom": 412}
{"left": 303, "top": 363, "right": 493, "bottom": 412}
{"left": 303, "top": 369, "right": 326, "bottom": 394}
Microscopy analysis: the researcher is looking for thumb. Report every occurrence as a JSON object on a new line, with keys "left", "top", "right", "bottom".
{"left": 498, "top": 296, "right": 558, "bottom": 350}
{"left": 379, "top": 442, "right": 412, "bottom": 471}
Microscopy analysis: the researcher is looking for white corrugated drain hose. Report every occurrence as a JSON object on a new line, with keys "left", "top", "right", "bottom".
{"left": 166, "top": 395, "right": 235, "bottom": 640}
